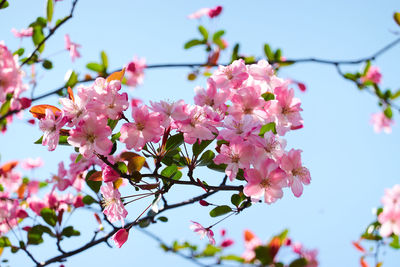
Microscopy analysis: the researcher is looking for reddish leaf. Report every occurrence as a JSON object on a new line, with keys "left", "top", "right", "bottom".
{"left": 136, "top": 183, "right": 159, "bottom": 190}
{"left": 244, "top": 230, "right": 256, "bottom": 242}
{"left": 297, "top": 82, "right": 306, "bottom": 92}
{"left": 88, "top": 171, "right": 103, "bottom": 181}
{"left": 0, "top": 160, "right": 18, "bottom": 175}
{"left": 106, "top": 68, "right": 125, "bottom": 83}
{"left": 67, "top": 86, "right": 74, "bottom": 102}
{"left": 360, "top": 257, "right": 370, "bottom": 267}
{"left": 30, "top": 104, "right": 61, "bottom": 119}
{"left": 352, "top": 241, "right": 366, "bottom": 253}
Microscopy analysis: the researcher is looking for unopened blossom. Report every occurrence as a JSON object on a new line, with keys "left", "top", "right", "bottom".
{"left": 101, "top": 182, "right": 128, "bottom": 225}
{"left": 102, "top": 164, "right": 120, "bottom": 183}
{"left": 212, "top": 59, "right": 249, "bottom": 90}
{"left": 190, "top": 221, "right": 215, "bottom": 245}
{"left": 244, "top": 158, "right": 287, "bottom": 204}
{"left": 64, "top": 34, "right": 81, "bottom": 62}
{"left": 361, "top": 66, "right": 382, "bottom": 84}
{"left": 112, "top": 228, "right": 130, "bottom": 248}
{"left": 370, "top": 112, "right": 393, "bottom": 134}
{"left": 125, "top": 56, "right": 146, "bottom": 87}
{"left": 120, "top": 105, "right": 163, "bottom": 151}
{"left": 187, "top": 5, "right": 222, "bottom": 19}
{"left": 39, "top": 109, "right": 67, "bottom": 151}
{"left": 11, "top": 27, "right": 33, "bottom": 38}
{"left": 67, "top": 113, "right": 112, "bottom": 158}
{"left": 21, "top": 157, "right": 44, "bottom": 170}
{"left": 280, "top": 149, "right": 310, "bottom": 198}
{"left": 214, "top": 143, "right": 253, "bottom": 181}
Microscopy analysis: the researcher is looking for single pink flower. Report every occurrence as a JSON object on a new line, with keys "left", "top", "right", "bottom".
{"left": 67, "top": 113, "right": 113, "bottom": 158}
{"left": 101, "top": 182, "right": 128, "bottom": 225}
{"left": 125, "top": 56, "right": 146, "bottom": 87}
{"left": 244, "top": 158, "right": 287, "bottom": 204}
{"left": 112, "top": 228, "right": 130, "bottom": 248}
{"left": 11, "top": 27, "right": 33, "bottom": 38}
{"left": 102, "top": 164, "right": 120, "bottom": 183}
{"left": 187, "top": 6, "right": 222, "bottom": 19}
{"left": 64, "top": 34, "right": 81, "bottom": 62}
{"left": 21, "top": 157, "right": 44, "bottom": 170}
{"left": 194, "top": 78, "right": 229, "bottom": 112}
{"left": 361, "top": 66, "right": 382, "bottom": 84}
{"left": 39, "top": 109, "right": 68, "bottom": 151}
{"left": 247, "top": 59, "right": 275, "bottom": 82}
{"left": 218, "top": 115, "right": 261, "bottom": 144}
{"left": 50, "top": 162, "right": 71, "bottom": 191}
{"left": 254, "top": 131, "right": 286, "bottom": 161}
{"left": 120, "top": 105, "right": 163, "bottom": 151}
{"left": 214, "top": 143, "right": 253, "bottom": 181}
{"left": 190, "top": 221, "right": 215, "bottom": 245}
{"left": 370, "top": 112, "right": 393, "bottom": 134}
{"left": 280, "top": 149, "right": 310, "bottom": 198}
{"left": 212, "top": 59, "right": 249, "bottom": 90}
{"left": 381, "top": 184, "right": 400, "bottom": 210}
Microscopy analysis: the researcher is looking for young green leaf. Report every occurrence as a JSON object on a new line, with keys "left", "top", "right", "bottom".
{"left": 209, "top": 205, "right": 232, "bottom": 217}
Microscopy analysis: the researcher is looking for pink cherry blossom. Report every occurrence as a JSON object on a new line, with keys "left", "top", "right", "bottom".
{"left": 267, "top": 86, "right": 303, "bottom": 136}
{"left": 50, "top": 162, "right": 71, "bottom": 191}
{"left": 370, "top": 112, "right": 393, "bottom": 134}
{"left": 228, "top": 85, "right": 267, "bottom": 120}
{"left": 280, "top": 149, "right": 310, "bottom": 198}
{"left": 247, "top": 59, "right": 275, "bottom": 82}
{"left": 112, "top": 228, "right": 130, "bottom": 248}
{"left": 39, "top": 109, "right": 68, "bottom": 151}
{"left": 218, "top": 115, "right": 261, "bottom": 144}
{"left": 102, "top": 164, "right": 120, "bottom": 183}
{"left": 125, "top": 56, "right": 146, "bottom": 87}
{"left": 174, "top": 105, "right": 217, "bottom": 144}
{"left": 64, "top": 34, "right": 81, "bottom": 62}
{"left": 244, "top": 158, "right": 287, "bottom": 204}
{"left": 101, "top": 182, "right": 128, "bottom": 225}
{"left": 187, "top": 6, "right": 222, "bottom": 19}
{"left": 214, "top": 143, "right": 253, "bottom": 181}
{"left": 0, "top": 42, "right": 27, "bottom": 104}
{"left": 242, "top": 230, "right": 262, "bottom": 262}
{"left": 189, "top": 221, "right": 215, "bottom": 245}
{"left": 361, "top": 66, "right": 382, "bottom": 84}
{"left": 212, "top": 59, "right": 249, "bottom": 90}
{"left": 194, "top": 78, "right": 229, "bottom": 112}
{"left": 254, "top": 131, "right": 286, "bottom": 161}
{"left": 67, "top": 113, "right": 112, "bottom": 158}
{"left": 11, "top": 27, "right": 33, "bottom": 38}
{"left": 381, "top": 184, "right": 400, "bottom": 210}
{"left": 120, "top": 105, "right": 163, "bottom": 151}
{"left": 21, "top": 157, "right": 44, "bottom": 170}
{"left": 59, "top": 85, "right": 92, "bottom": 126}
{"left": 150, "top": 99, "right": 187, "bottom": 128}
{"left": 378, "top": 209, "right": 400, "bottom": 237}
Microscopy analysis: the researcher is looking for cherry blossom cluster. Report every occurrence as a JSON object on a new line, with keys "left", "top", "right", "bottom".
{"left": 378, "top": 184, "right": 400, "bottom": 237}
{"left": 0, "top": 42, "right": 30, "bottom": 126}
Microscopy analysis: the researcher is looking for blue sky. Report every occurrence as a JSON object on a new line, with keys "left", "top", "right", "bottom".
{"left": 1, "top": 0, "right": 400, "bottom": 266}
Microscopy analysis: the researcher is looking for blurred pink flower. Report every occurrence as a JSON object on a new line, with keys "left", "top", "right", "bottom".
{"left": 370, "top": 112, "right": 393, "bottom": 134}
{"left": 190, "top": 221, "right": 215, "bottom": 245}
{"left": 188, "top": 6, "right": 222, "bottom": 19}
{"left": 64, "top": 34, "right": 81, "bottom": 62}
{"left": 21, "top": 157, "right": 44, "bottom": 170}
{"left": 112, "top": 228, "right": 130, "bottom": 248}
{"left": 361, "top": 66, "right": 382, "bottom": 84}
{"left": 11, "top": 27, "right": 33, "bottom": 38}
{"left": 125, "top": 57, "right": 146, "bottom": 87}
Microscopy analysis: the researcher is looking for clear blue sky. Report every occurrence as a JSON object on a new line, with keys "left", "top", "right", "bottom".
{"left": 1, "top": 0, "right": 400, "bottom": 266}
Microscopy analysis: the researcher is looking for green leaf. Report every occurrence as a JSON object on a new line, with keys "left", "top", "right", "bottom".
{"left": 40, "top": 208, "right": 57, "bottom": 227}
{"left": 193, "top": 139, "right": 214, "bottom": 157}
{"left": 42, "top": 59, "right": 53, "bottom": 69}
{"left": 0, "top": 1, "right": 9, "bottom": 9}
{"left": 139, "top": 219, "right": 151, "bottom": 228}
{"left": 231, "top": 43, "right": 239, "bottom": 62}
{"left": 46, "top": 0, "right": 54, "bottom": 22}
{"left": 61, "top": 226, "right": 80, "bottom": 237}
{"left": 209, "top": 205, "right": 232, "bottom": 217}
{"left": 261, "top": 92, "right": 275, "bottom": 101}
{"left": 107, "top": 119, "right": 119, "bottom": 130}
{"left": 32, "top": 26, "right": 45, "bottom": 53}
{"left": 278, "top": 229, "right": 289, "bottom": 242}
{"left": 65, "top": 70, "right": 78, "bottom": 88}
{"left": 111, "top": 132, "right": 121, "bottom": 142}
{"left": 394, "top": 12, "right": 400, "bottom": 26}
{"left": 27, "top": 225, "right": 54, "bottom": 245}
{"left": 34, "top": 135, "right": 69, "bottom": 146}
{"left": 198, "top": 25, "right": 208, "bottom": 40}
{"left": 86, "top": 62, "right": 104, "bottom": 73}
{"left": 220, "top": 255, "right": 244, "bottom": 263}
{"left": 343, "top": 73, "right": 358, "bottom": 81}
{"left": 363, "top": 60, "right": 371, "bottom": 76}
{"left": 390, "top": 89, "right": 400, "bottom": 100}
{"left": 82, "top": 195, "right": 96, "bottom": 205}
{"left": 207, "top": 162, "right": 227, "bottom": 173}
{"left": 384, "top": 106, "right": 393, "bottom": 119}
{"left": 289, "top": 258, "right": 308, "bottom": 267}
{"left": 101, "top": 51, "right": 108, "bottom": 70}
{"left": 231, "top": 194, "right": 242, "bottom": 207}
{"left": 85, "top": 170, "right": 102, "bottom": 193}
{"left": 161, "top": 165, "right": 182, "bottom": 180}
{"left": 264, "top": 44, "right": 274, "bottom": 61}
{"left": 390, "top": 235, "right": 400, "bottom": 249}
{"left": 0, "top": 237, "right": 11, "bottom": 247}
{"left": 274, "top": 48, "right": 282, "bottom": 61}
{"left": 200, "top": 244, "right": 222, "bottom": 257}
{"left": 157, "top": 216, "right": 168, "bottom": 222}
{"left": 165, "top": 133, "right": 184, "bottom": 151}
{"left": 212, "top": 30, "right": 225, "bottom": 42}
{"left": 13, "top": 48, "right": 25, "bottom": 57}
{"left": 0, "top": 100, "right": 11, "bottom": 116}
{"left": 75, "top": 154, "right": 83, "bottom": 163}
{"left": 259, "top": 122, "right": 277, "bottom": 136}
{"left": 197, "top": 150, "right": 215, "bottom": 166}
{"left": 184, "top": 39, "right": 205, "bottom": 49}
{"left": 254, "top": 245, "right": 273, "bottom": 266}
{"left": 116, "top": 162, "right": 128, "bottom": 174}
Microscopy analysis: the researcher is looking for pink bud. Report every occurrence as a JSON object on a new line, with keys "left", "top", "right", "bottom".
{"left": 199, "top": 200, "right": 209, "bottom": 206}
{"left": 102, "top": 165, "right": 120, "bottom": 183}
{"left": 221, "top": 239, "right": 234, "bottom": 248}
{"left": 112, "top": 228, "right": 130, "bottom": 248}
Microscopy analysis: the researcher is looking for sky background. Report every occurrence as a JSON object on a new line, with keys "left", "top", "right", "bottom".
{"left": 1, "top": 0, "right": 400, "bottom": 266}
